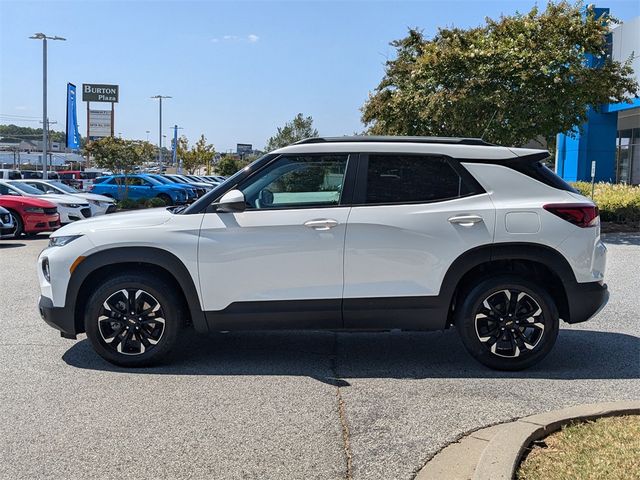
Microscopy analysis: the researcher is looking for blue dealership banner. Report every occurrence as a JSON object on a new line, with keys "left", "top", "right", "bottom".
{"left": 66, "top": 83, "right": 80, "bottom": 149}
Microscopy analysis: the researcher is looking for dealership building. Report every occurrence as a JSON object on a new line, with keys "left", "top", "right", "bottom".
{"left": 555, "top": 9, "right": 640, "bottom": 185}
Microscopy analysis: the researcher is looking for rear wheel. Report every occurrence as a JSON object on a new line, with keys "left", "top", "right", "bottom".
{"left": 6, "top": 210, "right": 23, "bottom": 237}
{"left": 455, "top": 275, "right": 559, "bottom": 370}
{"left": 84, "top": 272, "right": 185, "bottom": 367}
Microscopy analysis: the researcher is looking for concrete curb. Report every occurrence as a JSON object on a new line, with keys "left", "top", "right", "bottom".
{"left": 416, "top": 400, "right": 640, "bottom": 480}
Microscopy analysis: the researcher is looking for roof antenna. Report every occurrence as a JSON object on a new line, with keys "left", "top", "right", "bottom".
{"left": 481, "top": 110, "right": 498, "bottom": 141}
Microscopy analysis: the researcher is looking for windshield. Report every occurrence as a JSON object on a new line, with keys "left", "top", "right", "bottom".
{"left": 7, "top": 181, "right": 44, "bottom": 195}
{"left": 168, "top": 176, "right": 188, "bottom": 184}
{"left": 46, "top": 181, "right": 79, "bottom": 194}
{"left": 148, "top": 175, "right": 171, "bottom": 184}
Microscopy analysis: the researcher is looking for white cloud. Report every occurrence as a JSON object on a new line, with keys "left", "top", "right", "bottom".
{"left": 212, "top": 34, "right": 259, "bottom": 44}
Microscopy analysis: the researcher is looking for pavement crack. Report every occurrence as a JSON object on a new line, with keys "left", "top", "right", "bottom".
{"left": 331, "top": 332, "right": 353, "bottom": 480}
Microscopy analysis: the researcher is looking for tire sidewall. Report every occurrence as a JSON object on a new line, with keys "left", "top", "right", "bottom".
{"left": 456, "top": 275, "right": 559, "bottom": 370}
{"left": 8, "top": 210, "right": 23, "bottom": 237}
{"left": 84, "top": 274, "right": 183, "bottom": 367}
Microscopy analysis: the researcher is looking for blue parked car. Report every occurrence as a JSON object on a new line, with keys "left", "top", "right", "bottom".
{"left": 90, "top": 174, "right": 187, "bottom": 205}
{"left": 145, "top": 173, "right": 197, "bottom": 202}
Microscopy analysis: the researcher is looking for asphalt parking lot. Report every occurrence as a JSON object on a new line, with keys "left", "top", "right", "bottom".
{"left": 0, "top": 234, "right": 638, "bottom": 480}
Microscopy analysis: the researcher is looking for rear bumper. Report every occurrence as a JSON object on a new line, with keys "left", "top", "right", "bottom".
{"left": 38, "top": 296, "right": 77, "bottom": 337}
{"left": 565, "top": 281, "right": 609, "bottom": 324}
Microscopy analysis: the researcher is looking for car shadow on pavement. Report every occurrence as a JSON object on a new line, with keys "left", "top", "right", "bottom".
{"left": 62, "top": 328, "right": 640, "bottom": 385}
{"left": 0, "top": 242, "right": 25, "bottom": 248}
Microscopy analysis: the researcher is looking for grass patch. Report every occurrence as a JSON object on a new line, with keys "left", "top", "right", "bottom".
{"left": 517, "top": 415, "right": 640, "bottom": 480}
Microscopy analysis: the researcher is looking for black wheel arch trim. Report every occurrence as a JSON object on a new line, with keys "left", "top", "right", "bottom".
{"left": 439, "top": 242, "right": 593, "bottom": 325}
{"left": 64, "top": 247, "right": 207, "bottom": 335}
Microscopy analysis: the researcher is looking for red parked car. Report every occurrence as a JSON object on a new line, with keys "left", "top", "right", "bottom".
{"left": 0, "top": 195, "right": 60, "bottom": 237}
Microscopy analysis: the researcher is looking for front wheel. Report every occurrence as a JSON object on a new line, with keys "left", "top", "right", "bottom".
{"left": 455, "top": 275, "right": 559, "bottom": 370}
{"left": 84, "top": 272, "right": 185, "bottom": 367}
{"left": 7, "top": 210, "right": 23, "bottom": 237}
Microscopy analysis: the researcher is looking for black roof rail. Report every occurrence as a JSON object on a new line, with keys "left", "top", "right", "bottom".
{"left": 293, "top": 136, "right": 495, "bottom": 146}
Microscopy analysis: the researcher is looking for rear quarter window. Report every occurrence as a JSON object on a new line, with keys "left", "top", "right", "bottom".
{"left": 510, "top": 159, "right": 578, "bottom": 193}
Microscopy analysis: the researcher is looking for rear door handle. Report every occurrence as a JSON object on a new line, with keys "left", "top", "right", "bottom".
{"left": 304, "top": 219, "right": 339, "bottom": 230}
{"left": 448, "top": 215, "right": 484, "bottom": 227}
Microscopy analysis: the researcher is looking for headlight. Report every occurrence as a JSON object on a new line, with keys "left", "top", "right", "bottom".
{"left": 61, "top": 203, "right": 85, "bottom": 208}
{"left": 24, "top": 207, "right": 44, "bottom": 213}
{"left": 49, "top": 235, "right": 83, "bottom": 247}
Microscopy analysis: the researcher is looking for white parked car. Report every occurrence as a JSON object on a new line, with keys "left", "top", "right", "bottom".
{"left": 0, "top": 180, "right": 91, "bottom": 224}
{"left": 37, "top": 136, "right": 608, "bottom": 370}
{"left": 16, "top": 180, "right": 116, "bottom": 216}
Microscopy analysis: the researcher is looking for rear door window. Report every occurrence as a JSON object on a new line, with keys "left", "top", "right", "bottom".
{"left": 364, "top": 154, "right": 479, "bottom": 204}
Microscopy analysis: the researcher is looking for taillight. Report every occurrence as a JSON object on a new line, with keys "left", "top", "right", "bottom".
{"left": 543, "top": 203, "right": 599, "bottom": 228}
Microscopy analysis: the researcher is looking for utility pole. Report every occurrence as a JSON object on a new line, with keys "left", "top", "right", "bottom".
{"left": 30, "top": 33, "right": 65, "bottom": 179}
{"left": 171, "top": 124, "right": 183, "bottom": 172}
{"left": 39, "top": 119, "right": 57, "bottom": 172}
{"left": 150, "top": 95, "right": 171, "bottom": 171}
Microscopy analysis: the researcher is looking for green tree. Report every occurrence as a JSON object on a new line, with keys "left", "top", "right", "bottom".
{"left": 177, "top": 134, "right": 215, "bottom": 173}
{"left": 0, "top": 123, "right": 84, "bottom": 147}
{"left": 361, "top": 2, "right": 638, "bottom": 147}
{"left": 216, "top": 156, "right": 241, "bottom": 176}
{"left": 84, "top": 137, "right": 155, "bottom": 199}
{"left": 265, "top": 113, "right": 319, "bottom": 151}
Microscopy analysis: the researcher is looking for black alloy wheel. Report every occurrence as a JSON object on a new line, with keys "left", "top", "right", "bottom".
{"left": 97, "top": 288, "right": 166, "bottom": 355}
{"left": 456, "top": 275, "right": 559, "bottom": 370}
{"left": 474, "top": 289, "right": 545, "bottom": 358}
{"left": 85, "top": 273, "right": 184, "bottom": 367}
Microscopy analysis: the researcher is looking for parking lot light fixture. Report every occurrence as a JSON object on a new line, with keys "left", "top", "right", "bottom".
{"left": 29, "top": 33, "right": 66, "bottom": 180}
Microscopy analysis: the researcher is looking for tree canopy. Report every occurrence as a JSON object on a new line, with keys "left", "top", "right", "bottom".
{"left": 265, "top": 113, "right": 319, "bottom": 151}
{"left": 177, "top": 134, "right": 215, "bottom": 173}
{"left": 84, "top": 137, "right": 155, "bottom": 173}
{"left": 361, "top": 1, "right": 638, "bottom": 146}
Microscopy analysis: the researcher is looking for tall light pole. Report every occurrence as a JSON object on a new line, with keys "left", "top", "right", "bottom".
{"left": 150, "top": 95, "right": 171, "bottom": 170}
{"left": 30, "top": 33, "right": 65, "bottom": 179}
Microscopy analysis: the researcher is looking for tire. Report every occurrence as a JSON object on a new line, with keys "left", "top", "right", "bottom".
{"left": 157, "top": 193, "right": 173, "bottom": 206}
{"left": 455, "top": 274, "right": 559, "bottom": 371}
{"left": 84, "top": 272, "right": 185, "bottom": 367}
{"left": 7, "top": 210, "right": 23, "bottom": 237}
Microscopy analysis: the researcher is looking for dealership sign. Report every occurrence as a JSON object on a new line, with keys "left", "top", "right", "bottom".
{"left": 82, "top": 84, "right": 119, "bottom": 103}
{"left": 88, "top": 110, "right": 112, "bottom": 138}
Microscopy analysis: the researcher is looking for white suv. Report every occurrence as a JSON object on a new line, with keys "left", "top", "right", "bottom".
{"left": 37, "top": 137, "right": 608, "bottom": 370}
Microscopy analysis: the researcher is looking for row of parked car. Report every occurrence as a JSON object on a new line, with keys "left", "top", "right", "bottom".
{"left": 0, "top": 169, "right": 106, "bottom": 191}
{"left": 88, "top": 173, "right": 227, "bottom": 204}
{"left": 0, "top": 172, "right": 227, "bottom": 238}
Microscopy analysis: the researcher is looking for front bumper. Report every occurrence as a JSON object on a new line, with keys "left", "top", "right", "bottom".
{"left": 565, "top": 281, "right": 609, "bottom": 324}
{"left": 39, "top": 295, "right": 77, "bottom": 338}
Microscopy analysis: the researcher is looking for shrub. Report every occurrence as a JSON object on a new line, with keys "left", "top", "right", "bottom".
{"left": 146, "top": 197, "right": 167, "bottom": 208}
{"left": 117, "top": 198, "right": 138, "bottom": 210}
{"left": 572, "top": 182, "right": 640, "bottom": 223}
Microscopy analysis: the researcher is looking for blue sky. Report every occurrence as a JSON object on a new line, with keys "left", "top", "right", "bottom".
{"left": 1, "top": 0, "right": 639, "bottom": 152}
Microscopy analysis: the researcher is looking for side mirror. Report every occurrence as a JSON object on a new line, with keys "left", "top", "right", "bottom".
{"left": 216, "top": 189, "right": 246, "bottom": 213}
{"left": 46, "top": 190, "right": 56, "bottom": 194}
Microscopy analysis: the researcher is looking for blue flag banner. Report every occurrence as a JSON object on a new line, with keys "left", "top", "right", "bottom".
{"left": 66, "top": 83, "right": 80, "bottom": 149}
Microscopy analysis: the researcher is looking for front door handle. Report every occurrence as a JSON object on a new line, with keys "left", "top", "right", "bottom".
{"left": 304, "top": 219, "right": 339, "bottom": 231}
{"left": 448, "top": 215, "right": 484, "bottom": 227}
